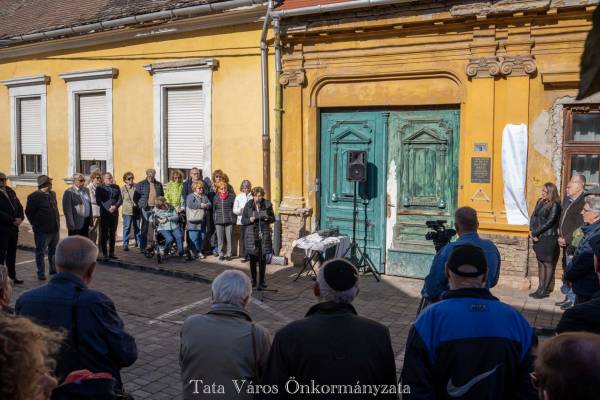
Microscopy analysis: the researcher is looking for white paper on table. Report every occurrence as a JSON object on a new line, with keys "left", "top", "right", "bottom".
{"left": 502, "top": 123, "right": 530, "bottom": 225}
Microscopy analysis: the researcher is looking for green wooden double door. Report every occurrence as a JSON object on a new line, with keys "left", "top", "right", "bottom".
{"left": 319, "top": 109, "right": 460, "bottom": 277}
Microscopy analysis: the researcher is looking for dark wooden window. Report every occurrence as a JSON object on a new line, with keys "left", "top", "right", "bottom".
{"left": 563, "top": 105, "right": 600, "bottom": 191}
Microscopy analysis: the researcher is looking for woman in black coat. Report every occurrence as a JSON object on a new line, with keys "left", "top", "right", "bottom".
{"left": 241, "top": 186, "right": 275, "bottom": 290}
{"left": 529, "top": 182, "right": 561, "bottom": 299}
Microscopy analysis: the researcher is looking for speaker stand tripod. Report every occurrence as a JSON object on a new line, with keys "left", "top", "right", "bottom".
{"left": 348, "top": 181, "right": 380, "bottom": 282}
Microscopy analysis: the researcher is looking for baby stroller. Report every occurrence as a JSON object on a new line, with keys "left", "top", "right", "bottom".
{"left": 144, "top": 212, "right": 172, "bottom": 264}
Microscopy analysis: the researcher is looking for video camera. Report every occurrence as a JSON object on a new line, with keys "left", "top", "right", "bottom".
{"left": 425, "top": 220, "right": 457, "bottom": 252}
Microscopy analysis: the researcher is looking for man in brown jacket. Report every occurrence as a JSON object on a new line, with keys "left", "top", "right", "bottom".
{"left": 557, "top": 174, "right": 586, "bottom": 307}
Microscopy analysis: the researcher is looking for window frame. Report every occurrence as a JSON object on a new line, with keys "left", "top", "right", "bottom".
{"left": 562, "top": 105, "right": 600, "bottom": 192}
{"left": 145, "top": 59, "right": 216, "bottom": 183}
{"left": 60, "top": 68, "right": 116, "bottom": 179}
{"left": 75, "top": 90, "right": 108, "bottom": 176}
{"left": 1, "top": 75, "right": 49, "bottom": 185}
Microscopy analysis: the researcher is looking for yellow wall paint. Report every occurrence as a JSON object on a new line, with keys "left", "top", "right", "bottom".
{"left": 0, "top": 23, "right": 275, "bottom": 209}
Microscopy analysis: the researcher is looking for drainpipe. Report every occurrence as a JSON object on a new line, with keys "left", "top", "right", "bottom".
{"left": 273, "top": 16, "right": 283, "bottom": 214}
{"left": 272, "top": 16, "right": 283, "bottom": 255}
{"left": 260, "top": 0, "right": 273, "bottom": 197}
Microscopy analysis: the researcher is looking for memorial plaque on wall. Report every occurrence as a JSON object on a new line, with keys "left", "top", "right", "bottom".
{"left": 471, "top": 157, "right": 491, "bottom": 183}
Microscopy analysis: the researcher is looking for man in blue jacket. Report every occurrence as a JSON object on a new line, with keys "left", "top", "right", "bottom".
{"left": 16, "top": 236, "right": 137, "bottom": 385}
{"left": 401, "top": 244, "right": 538, "bottom": 400}
{"left": 422, "top": 206, "right": 501, "bottom": 302}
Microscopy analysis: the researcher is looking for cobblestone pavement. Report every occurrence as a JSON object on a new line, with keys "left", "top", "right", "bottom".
{"left": 11, "top": 226, "right": 566, "bottom": 399}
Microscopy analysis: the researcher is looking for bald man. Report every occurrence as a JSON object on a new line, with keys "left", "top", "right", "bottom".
{"left": 16, "top": 236, "right": 137, "bottom": 386}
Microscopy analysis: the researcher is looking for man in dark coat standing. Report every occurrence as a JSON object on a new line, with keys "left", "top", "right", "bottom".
{"left": 557, "top": 174, "right": 586, "bottom": 307}
{"left": 556, "top": 234, "right": 600, "bottom": 334}
{"left": 25, "top": 175, "right": 60, "bottom": 280}
{"left": 62, "top": 173, "right": 93, "bottom": 237}
{"left": 0, "top": 172, "right": 25, "bottom": 284}
{"left": 96, "top": 172, "right": 122, "bottom": 261}
{"left": 261, "top": 258, "right": 397, "bottom": 399}
{"left": 564, "top": 196, "right": 600, "bottom": 304}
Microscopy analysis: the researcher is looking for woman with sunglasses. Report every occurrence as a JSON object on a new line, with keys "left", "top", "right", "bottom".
{"left": 121, "top": 172, "right": 140, "bottom": 251}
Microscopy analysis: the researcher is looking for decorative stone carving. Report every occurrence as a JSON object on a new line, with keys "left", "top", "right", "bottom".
{"left": 465, "top": 57, "right": 501, "bottom": 78}
{"left": 466, "top": 55, "right": 537, "bottom": 78}
{"left": 498, "top": 55, "right": 537, "bottom": 76}
{"left": 280, "top": 69, "right": 306, "bottom": 87}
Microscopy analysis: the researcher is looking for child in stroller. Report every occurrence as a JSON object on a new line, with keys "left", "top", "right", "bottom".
{"left": 145, "top": 196, "right": 184, "bottom": 263}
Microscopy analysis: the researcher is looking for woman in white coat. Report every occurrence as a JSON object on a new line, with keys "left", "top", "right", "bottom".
{"left": 233, "top": 180, "right": 252, "bottom": 262}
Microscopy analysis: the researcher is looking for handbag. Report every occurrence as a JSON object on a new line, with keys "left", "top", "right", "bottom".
{"left": 186, "top": 206, "right": 205, "bottom": 224}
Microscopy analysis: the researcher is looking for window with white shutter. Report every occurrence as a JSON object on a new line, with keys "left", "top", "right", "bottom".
{"left": 165, "top": 86, "right": 205, "bottom": 175}
{"left": 77, "top": 92, "right": 107, "bottom": 174}
{"left": 17, "top": 97, "right": 42, "bottom": 174}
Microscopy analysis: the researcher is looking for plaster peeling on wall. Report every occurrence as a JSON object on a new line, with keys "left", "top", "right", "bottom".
{"left": 531, "top": 95, "right": 575, "bottom": 188}
{"left": 386, "top": 159, "right": 397, "bottom": 253}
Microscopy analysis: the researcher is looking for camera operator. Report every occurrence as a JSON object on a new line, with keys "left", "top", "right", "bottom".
{"left": 421, "top": 206, "right": 501, "bottom": 303}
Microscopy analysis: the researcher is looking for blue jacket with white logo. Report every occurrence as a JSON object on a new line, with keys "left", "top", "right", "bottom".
{"left": 400, "top": 288, "right": 538, "bottom": 400}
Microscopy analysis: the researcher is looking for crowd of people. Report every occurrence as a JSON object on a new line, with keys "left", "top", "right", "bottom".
{"left": 0, "top": 167, "right": 275, "bottom": 289}
{"left": 1, "top": 170, "right": 600, "bottom": 399}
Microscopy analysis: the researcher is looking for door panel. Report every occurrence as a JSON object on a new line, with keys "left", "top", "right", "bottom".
{"left": 320, "top": 111, "right": 387, "bottom": 272}
{"left": 386, "top": 110, "right": 460, "bottom": 277}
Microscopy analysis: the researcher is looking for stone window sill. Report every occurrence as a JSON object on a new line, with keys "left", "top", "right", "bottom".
{"left": 7, "top": 175, "right": 39, "bottom": 186}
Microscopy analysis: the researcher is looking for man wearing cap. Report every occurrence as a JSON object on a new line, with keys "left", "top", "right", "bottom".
{"left": 62, "top": 173, "right": 93, "bottom": 237}
{"left": 422, "top": 206, "right": 501, "bottom": 303}
{"left": 25, "top": 175, "right": 60, "bottom": 280}
{"left": 261, "top": 258, "right": 397, "bottom": 399}
{"left": 401, "top": 244, "right": 538, "bottom": 400}
{"left": 0, "top": 172, "right": 25, "bottom": 284}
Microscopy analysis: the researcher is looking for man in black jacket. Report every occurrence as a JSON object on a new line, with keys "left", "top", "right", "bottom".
{"left": 564, "top": 197, "right": 600, "bottom": 304}
{"left": 25, "top": 175, "right": 60, "bottom": 280}
{"left": 261, "top": 258, "right": 397, "bottom": 399}
{"left": 556, "top": 174, "right": 586, "bottom": 308}
{"left": 96, "top": 172, "right": 122, "bottom": 261}
{"left": 401, "top": 244, "right": 538, "bottom": 400}
{"left": 0, "top": 172, "right": 25, "bottom": 284}
{"left": 556, "top": 234, "right": 600, "bottom": 334}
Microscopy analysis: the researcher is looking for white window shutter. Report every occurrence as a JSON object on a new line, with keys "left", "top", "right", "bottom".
{"left": 19, "top": 97, "right": 42, "bottom": 155}
{"left": 78, "top": 92, "right": 107, "bottom": 161}
{"left": 166, "top": 87, "right": 205, "bottom": 169}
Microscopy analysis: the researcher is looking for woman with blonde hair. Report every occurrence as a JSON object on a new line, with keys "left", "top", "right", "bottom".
{"left": 0, "top": 266, "right": 13, "bottom": 314}
{"left": 0, "top": 315, "right": 62, "bottom": 400}
{"left": 186, "top": 181, "right": 211, "bottom": 259}
{"left": 164, "top": 169, "right": 185, "bottom": 213}
{"left": 233, "top": 180, "right": 252, "bottom": 262}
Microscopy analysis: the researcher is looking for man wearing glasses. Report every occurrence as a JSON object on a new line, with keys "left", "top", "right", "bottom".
{"left": 563, "top": 196, "right": 600, "bottom": 305}
{"left": 62, "top": 173, "right": 92, "bottom": 237}
{"left": 0, "top": 172, "right": 24, "bottom": 284}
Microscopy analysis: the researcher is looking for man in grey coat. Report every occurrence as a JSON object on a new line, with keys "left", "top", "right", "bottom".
{"left": 180, "top": 270, "right": 271, "bottom": 400}
{"left": 63, "top": 173, "right": 93, "bottom": 237}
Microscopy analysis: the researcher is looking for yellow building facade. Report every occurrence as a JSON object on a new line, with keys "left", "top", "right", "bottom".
{"left": 0, "top": 3, "right": 275, "bottom": 206}
{"left": 275, "top": 0, "right": 599, "bottom": 286}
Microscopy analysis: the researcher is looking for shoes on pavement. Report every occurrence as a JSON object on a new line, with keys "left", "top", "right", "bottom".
{"left": 218, "top": 255, "right": 225, "bottom": 260}
{"left": 560, "top": 301, "right": 574, "bottom": 310}
{"left": 123, "top": 247, "right": 129, "bottom": 252}
{"left": 555, "top": 297, "right": 569, "bottom": 306}
{"left": 38, "top": 275, "right": 47, "bottom": 281}
{"left": 225, "top": 256, "right": 231, "bottom": 261}
{"left": 241, "top": 259, "right": 248, "bottom": 263}
{"left": 109, "top": 254, "right": 118, "bottom": 260}
{"left": 12, "top": 278, "right": 24, "bottom": 284}
{"left": 532, "top": 292, "right": 550, "bottom": 299}
{"left": 252, "top": 279, "right": 257, "bottom": 288}
{"left": 528, "top": 290, "right": 541, "bottom": 298}
{"left": 258, "top": 283, "right": 268, "bottom": 290}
